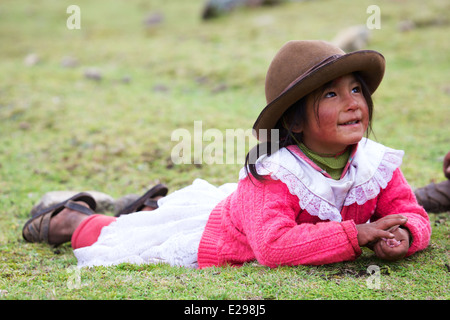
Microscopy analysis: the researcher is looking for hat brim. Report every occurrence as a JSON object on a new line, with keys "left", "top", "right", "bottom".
{"left": 253, "top": 50, "right": 385, "bottom": 141}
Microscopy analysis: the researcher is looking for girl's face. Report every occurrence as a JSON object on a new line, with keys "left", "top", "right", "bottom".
{"left": 296, "top": 74, "right": 369, "bottom": 155}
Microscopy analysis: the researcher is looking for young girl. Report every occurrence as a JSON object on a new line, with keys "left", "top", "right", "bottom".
{"left": 23, "top": 40, "right": 431, "bottom": 268}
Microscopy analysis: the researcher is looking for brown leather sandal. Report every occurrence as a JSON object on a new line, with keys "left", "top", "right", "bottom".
{"left": 414, "top": 180, "right": 450, "bottom": 213}
{"left": 115, "top": 184, "right": 168, "bottom": 217}
{"left": 22, "top": 192, "right": 96, "bottom": 244}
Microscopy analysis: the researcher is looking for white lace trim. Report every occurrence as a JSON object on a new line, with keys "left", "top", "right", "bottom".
{"left": 343, "top": 149, "right": 402, "bottom": 207}
{"left": 267, "top": 161, "right": 344, "bottom": 222}
{"left": 239, "top": 139, "right": 404, "bottom": 222}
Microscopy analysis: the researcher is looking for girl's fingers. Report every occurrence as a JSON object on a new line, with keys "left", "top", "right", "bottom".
{"left": 381, "top": 214, "right": 408, "bottom": 222}
{"left": 386, "top": 225, "right": 400, "bottom": 233}
{"left": 378, "top": 229, "right": 396, "bottom": 239}
{"left": 377, "top": 216, "right": 407, "bottom": 231}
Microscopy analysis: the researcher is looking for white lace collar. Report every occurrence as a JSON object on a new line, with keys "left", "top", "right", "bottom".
{"left": 239, "top": 138, "right": 404, "bottom": 222}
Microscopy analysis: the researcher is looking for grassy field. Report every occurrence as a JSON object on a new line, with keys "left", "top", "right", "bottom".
{"left": 0, "top": 0, "right": 449, "bottom": 300}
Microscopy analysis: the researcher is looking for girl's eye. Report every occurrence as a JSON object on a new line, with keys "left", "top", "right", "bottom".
{"left": 352, "top": 86, "right": 361, "bottom": 93}
{"left": 324, "top": 91, "right": 336, "bottom": 98}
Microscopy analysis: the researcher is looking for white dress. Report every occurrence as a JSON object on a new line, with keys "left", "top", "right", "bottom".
{"left": 74, "top": 179, "right": 237, "bottom": 268}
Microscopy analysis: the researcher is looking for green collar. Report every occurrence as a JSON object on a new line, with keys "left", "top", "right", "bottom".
{"left": 298, "top": 143, "right": 350, "bottom": 180}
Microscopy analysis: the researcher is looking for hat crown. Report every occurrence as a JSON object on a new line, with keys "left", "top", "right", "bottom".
{"left": 265, "top": 40, "right": 345, "bottom": 104}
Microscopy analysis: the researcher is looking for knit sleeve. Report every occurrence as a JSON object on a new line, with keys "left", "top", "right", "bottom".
{"left": 372, "top": 168, "right": 431, "bottom": 256}
{"left": 239, "top": 177, "right": 362, "bottom": 267}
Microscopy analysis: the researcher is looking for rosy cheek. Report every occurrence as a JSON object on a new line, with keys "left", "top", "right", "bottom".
{"left": 363, "top": 119, "right": 370, "bottom": 130}
{"left": 361, "top": 108, "right": 370, "bottom": 127}
{"left": 316, "top": 111, "right": 337, "bottom": 128}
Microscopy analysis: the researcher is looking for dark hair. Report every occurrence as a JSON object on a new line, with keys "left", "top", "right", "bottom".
{"left": 245, "top": 72, "right": 374, "bottom": 182}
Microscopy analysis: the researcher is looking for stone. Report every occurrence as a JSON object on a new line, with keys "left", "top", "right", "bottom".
{"left": 24, "top": 53, "right": 40, "bottom": 66}
{"left": 83, "top": 68, "right": 102, "bottom": 81}
{"left": 331, "top": 25, "right": 370, "bottom": 52}
{"left": 61, "top": 56, "right": 79, "bottom": 68}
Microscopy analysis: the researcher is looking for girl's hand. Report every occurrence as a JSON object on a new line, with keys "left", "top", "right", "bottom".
{"left": 373, "top": 226, "right": 410, "bottom": 261}
{"left": 356, "top": 214, "right": 408, "bottom": 247}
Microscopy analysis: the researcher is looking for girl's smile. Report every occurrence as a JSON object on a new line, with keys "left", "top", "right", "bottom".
{"left": 298, "top": 73, "right": 369, "bottom": 155}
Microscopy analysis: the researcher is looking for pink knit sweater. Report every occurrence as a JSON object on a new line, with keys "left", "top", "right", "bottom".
{"left": 197, "top": 143, "right": 431, "bottom": 268}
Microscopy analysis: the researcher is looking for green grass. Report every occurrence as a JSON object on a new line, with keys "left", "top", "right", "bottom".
{"left": 0, "top": 0, "right": 449, "bottom": 300}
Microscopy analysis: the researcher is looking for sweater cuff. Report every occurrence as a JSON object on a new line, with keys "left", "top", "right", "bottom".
{"left": 342, "top": 220, "right": 362, "bottom": 258}
{"left": 197, "top": 200, "right": 225, "bottom": 269}
{"left": 402, "top": 213, "right": 431, "bottom": 257}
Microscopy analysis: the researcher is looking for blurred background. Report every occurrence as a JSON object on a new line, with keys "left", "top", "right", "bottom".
{"left": 0, "top": 0, "right": 449, "bottom": 205}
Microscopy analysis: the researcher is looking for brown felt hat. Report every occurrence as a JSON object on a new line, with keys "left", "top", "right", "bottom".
{"left": 253, "top": 40, "right": 385, "bottom": 141}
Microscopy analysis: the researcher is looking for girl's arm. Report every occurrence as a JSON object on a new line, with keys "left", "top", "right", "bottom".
{"left": 238, "top": 177, "right": 362, "bottom": 267}
{"left": 372, "top": 168, "right": 431, "bottom": 257}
